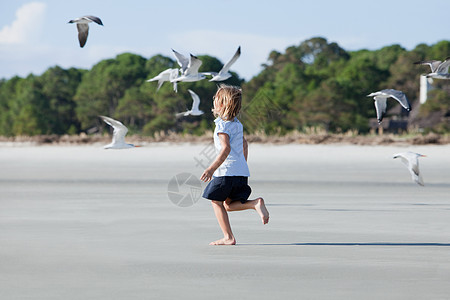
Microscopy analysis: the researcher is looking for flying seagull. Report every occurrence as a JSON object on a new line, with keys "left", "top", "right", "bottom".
{"left": 176, "top": 90, "right": 204, "bottom": 117}
{"left": 367, "top": 89, "right": 411, "bottom": 124}
{"left": 171, "top": 54, "right": 206, "bottom": 82}
{"left": 147, "top": 68, "right": 179, "bottom": 92}
{"left": 68, "top": 15, "right": 103, "bottom": 48}
{"left": 99, "top": 116, "right": 140, "bottom": 149}
{"left": 393, "top": 152, "right": 426, "bottom": 186}
{"left": 204, "top": 46, "right": 241, "bottom": 81}
{"left": 414, "top": 57, "right": 450, "bottom": 79}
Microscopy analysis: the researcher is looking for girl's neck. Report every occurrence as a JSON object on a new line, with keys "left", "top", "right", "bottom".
{"left": 220, "top": 116, "right": 236, "bottom": 121}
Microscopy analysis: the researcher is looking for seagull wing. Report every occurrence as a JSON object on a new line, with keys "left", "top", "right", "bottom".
{"left": 219, "top": 46, "right": 241, "bottom": 74}
{"left": 383, "top": 89, "right": 411, "bottom": 111}
{"left": 395, "top": 152, "right": 424, "bottom": 186}
{"left": 100, "top": 116, "right": 128, "bottom": 145}
{"left": 169, "top": 69, "right": 179, "bottom": 92}
{"left": 175, "top": 111, "right": 188, "bottom": 118}
{"left": 172, "top": 49, "right": 189, "bottom": 73}
{"left": 397, "top": 154, "right": 410, "bottom": 169}
{"left": 394, "top": 152, "right": 424, "bottom": 185}
{"left": 173, "top": 81, "right": 178, "bottom": 93}
{"left": 436, "top": 57, "right": 450, "bottom": 73}
{"left": 188, "top": 89, "right": 201, "bottom": 111}
{"left": 367, "top": 91, "right": 381, "bottom": 97}
{"left": 169, "top": 68, "right": 179, "bottom": 81}
{"left": 185, "top": 54, "right": 203, "bottom": 75}
{"left": 84, "top": 15, "right": 103, "bottom": 25}
{"left": 202, "top": 72, "right": 218, "bottom": 76}
{"left": 76, "top": 23, "right": 89, "bottom": 48}
{"left": 409, "top": 158, "right": 420, "bottom": 177}
{"left": 147, "top": 75, "right": 165, "bottom": 90}
{"left": 416, "top": 173, "right": 424, "bottom": 186}
{"left": 373, "top": 96, "right": 387, "bottom": 123}
{"left": 414, "top": 60, "right": 442, "bottom": 73}
{"left": 156, "top": 79, "right": 165, "bottom": 91}
{"left": 150, "top": 68, "right": 175, "bottom": 89}
{"left": 408, "top": 156, "right": 424, "bottom": 186}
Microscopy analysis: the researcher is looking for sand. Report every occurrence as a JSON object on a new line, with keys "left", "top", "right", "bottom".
{"left": 1, "top": 143, "right": 450, "bottom": 299}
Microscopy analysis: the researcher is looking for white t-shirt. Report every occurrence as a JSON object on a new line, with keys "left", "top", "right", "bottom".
{"left": 213, "top": 117, "right": 250, "bottom": 177}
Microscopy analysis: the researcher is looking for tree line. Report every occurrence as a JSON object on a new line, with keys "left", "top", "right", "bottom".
{"left": 0, "top": 37, "right": 449, "bottom": 137}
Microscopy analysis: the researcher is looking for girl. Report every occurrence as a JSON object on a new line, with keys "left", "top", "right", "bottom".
{"left": 200, "top": 84, "right": 269, "bottom": 245}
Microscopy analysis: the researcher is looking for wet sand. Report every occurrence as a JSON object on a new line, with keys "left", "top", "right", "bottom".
{"left": 1, "top": 143, "right": 450, "bottom": 299}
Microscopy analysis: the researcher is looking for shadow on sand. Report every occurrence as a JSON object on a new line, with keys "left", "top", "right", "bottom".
{"left": 238, "top": 242, "right": 450, "bottom": 247}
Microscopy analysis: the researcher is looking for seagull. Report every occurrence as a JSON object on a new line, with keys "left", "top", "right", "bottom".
{"left": 171, "top": 54, "right": 206, "bottom": 82}
{"left": 146, "top": 68, "right": 179, "bottom": 92}
{"left": 68, "top": 15, "right": 103, "bottom": 48}
{"left": 204, "top": 46, "right": 241, "bottom": 81}
{"left": 176, "top": 90, "right": 204, "bottom": 117}
{"left": 393, "top": 152, "right": 426, "bottom": 186}
{"left": 414, "top": 57, "right": 450, "bottom": 79}
{"left": 367, "top": 89, "right": 411, "bottom": 124}
{"left": 99, "top": 116, "right": 140, "bottom": 149}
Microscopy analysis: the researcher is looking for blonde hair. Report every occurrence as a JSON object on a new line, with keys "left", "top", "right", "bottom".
{"left": 212, "top": 84, "right": 242, "bottom": 121}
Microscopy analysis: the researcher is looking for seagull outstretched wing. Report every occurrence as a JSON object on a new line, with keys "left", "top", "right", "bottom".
{"left": 100, "top": 115, "right": 128, "bottom": 145}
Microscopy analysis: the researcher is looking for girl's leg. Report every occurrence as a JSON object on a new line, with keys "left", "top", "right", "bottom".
{"left": 210, "top": 200, "right": 236, "bottom": 245}
{"left": 224, "top": 197, "right": 269, "bottom": 224}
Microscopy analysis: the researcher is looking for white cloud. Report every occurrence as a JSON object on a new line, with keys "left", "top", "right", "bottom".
{"left": 0, "top": 2, "right": 46, "bottom": 45}
{"left": 169, "top": 30, "right": 300, "bottom": 80}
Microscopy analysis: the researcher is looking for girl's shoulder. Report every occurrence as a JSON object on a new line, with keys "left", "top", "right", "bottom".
{"left": 215, "top": 117, "right": 242, "bottom": 135}
{"left": 215, "top": 117, "right": 240, "bottom": 124}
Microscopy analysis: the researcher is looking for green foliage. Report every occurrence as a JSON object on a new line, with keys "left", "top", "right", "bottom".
{"left": 0, "top": 77, "right": 21, "bottom": 135}
{"left": 75, "top": 53, "right": 147, "bottom": 130}
{"left": 244, "top": 37, "right": 449, "bottom": 134}
{"left": 420, "top": 89, "right": 450, "bottom": 114}
{"left": 38, "top": 66, "right": 84, "bottom": 134}
{"left": 0, "top": 38, "right": 449, "bottom": 136}
{"left": 429, "top": 41, "right": 450, "bottom": 60}
{"left": 10, "top": 75, "right": 50, "bottom": 135}
{"left": 417, "top": 88, "right": 450, "bottom": 133}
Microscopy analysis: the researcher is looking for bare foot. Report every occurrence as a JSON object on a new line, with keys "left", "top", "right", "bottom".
{"left": 255, "top": 197, "right": 269, "bottom": 224}
{"left": 209, "top": 237, "right": 236, "bottom": 245}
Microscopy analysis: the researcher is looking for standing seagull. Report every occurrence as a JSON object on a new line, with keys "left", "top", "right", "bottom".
{"left": 204, "top": 46, "right": 241, "bottom": 81}
{"left": 393, "top": 152, "right": 426, "bottom": 186}
{"left": 99, "top": 116, "right": 139, "bottom": 149}
{"left": 146, "top": 68, "right": 179, "bottom": 92}
{"left": 367, "top": 89, "right": 411, "bottom": 124}
{"left": 68, "top": 15, "right": 103, "bottom": 48}
{"left": 414, "top": 57, "right": 450, "bottom": 79}
{"left": 176, "top": 90, "right": 204, "bottom": 117}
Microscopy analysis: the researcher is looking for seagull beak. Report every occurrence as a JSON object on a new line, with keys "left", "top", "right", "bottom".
{"left": 134, "top": 145, "right": 142, "bottom": 148}
{"left": 420, "top": 154, "right": 426, "bottom": 157}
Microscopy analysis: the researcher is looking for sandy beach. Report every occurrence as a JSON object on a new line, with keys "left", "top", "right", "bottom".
{"left": 1, "top": 143, "right": 450, "bottom": 299}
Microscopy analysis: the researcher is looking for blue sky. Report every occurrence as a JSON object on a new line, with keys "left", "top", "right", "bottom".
{"left": 0, "top": 0, "right": 449, "bottom": 81}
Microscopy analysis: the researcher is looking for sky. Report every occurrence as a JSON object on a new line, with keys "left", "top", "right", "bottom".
{"left": 0, "top": 0, "right": 449, "bottom": 81}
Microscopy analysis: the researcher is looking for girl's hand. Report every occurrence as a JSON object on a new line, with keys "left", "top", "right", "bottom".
{"left": 200, "top": 133, "right": 229, "bottom": 182}
{"left": 200, "top": 168, "right": 214, "bottom": 182}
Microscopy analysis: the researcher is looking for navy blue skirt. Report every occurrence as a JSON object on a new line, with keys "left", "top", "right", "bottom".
{"left": 202, "top": 176, "right": 251, "bottom": 203}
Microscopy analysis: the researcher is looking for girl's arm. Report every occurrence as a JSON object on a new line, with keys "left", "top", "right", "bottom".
{"left": 243, "top": 136, "right": 248, "bottom": 161}
{"left": 200, "top": 133, "right": 230, "bottom": 182}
